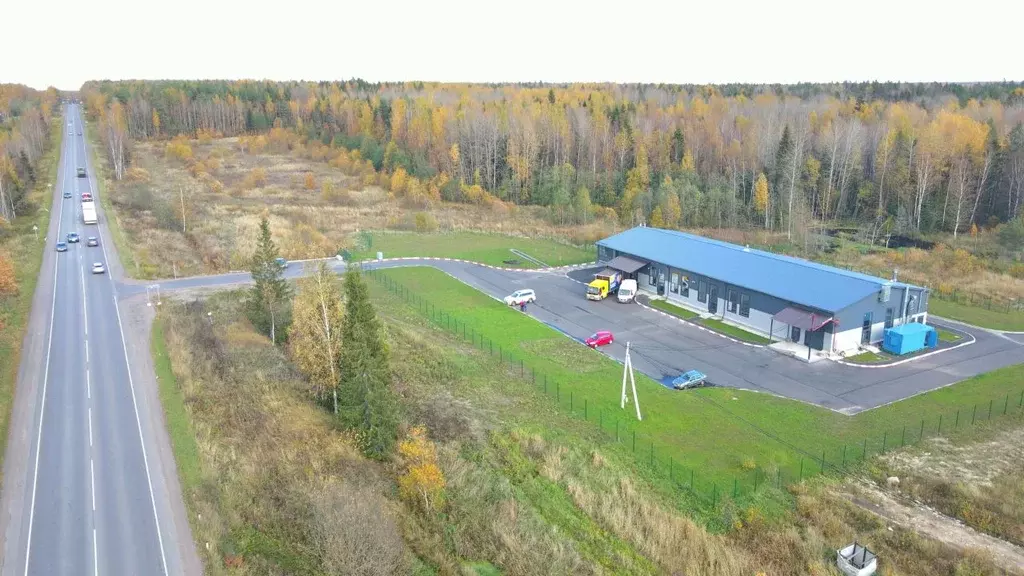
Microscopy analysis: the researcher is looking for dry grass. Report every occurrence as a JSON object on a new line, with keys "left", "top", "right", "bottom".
{"left": 105, "top": 137, "right": 612, "bottom": 279}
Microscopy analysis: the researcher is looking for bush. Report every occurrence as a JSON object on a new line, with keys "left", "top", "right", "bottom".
{"left": 998, "top": 218, "right": 1024, "bottom": 252}
{"left": 397, "top": 426, "right": 446, "bottom": 513}
{"left": 242, "top": 167, "right": 267, "bottom": 190}
{"left": 414, "top": 212, "right": 438, "bottom": 233}
{"left": 310, "top": 481, "right": 409, "bottom": 576}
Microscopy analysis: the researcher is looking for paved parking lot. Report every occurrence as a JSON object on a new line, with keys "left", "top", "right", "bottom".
{"left": 134, "top": 259, "right": 1024, "bottom": 415}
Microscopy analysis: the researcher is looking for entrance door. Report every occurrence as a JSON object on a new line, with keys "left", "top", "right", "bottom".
{"left": 790, "top": 325, "right": 801, "bottom": 342}
{"left": 861, "top": 312, "right": 872, "bottom": 345}
{"left": 707, "top": 285, "right": 718, "bottom": 314}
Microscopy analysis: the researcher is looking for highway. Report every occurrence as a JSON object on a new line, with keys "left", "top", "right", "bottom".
{"left": 1, "top": 105, "right": 192, "bottom": 575}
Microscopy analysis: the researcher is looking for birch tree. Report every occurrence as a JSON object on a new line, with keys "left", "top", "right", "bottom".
{"left": 290, "top": 261, "right": 344, "bottom": 413}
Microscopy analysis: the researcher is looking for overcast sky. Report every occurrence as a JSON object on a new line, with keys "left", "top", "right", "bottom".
{"left": 6, "top": 0, "right": 1023, "bottom": 91}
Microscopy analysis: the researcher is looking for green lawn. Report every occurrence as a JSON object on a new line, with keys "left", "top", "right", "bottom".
{"left": 647, "top": 298, "right": 699, "bottom": 320}
{"left": 929, "top": 298, "right": 1024, "bottom": 332}
{"left": 370, "top": 266, "right": 1024, "bottom": 500}
{"left": 698, "top": 317, "right": 771, "bottom": 344}
{"left": 844, "top": 350, "right": 890, "bottom": 364}
{"left": 0, "top": 122, "right": 60, "bottom": 481}
{"left": 350, "top": 231, "right": 594, "bottom": 269}
{"left": 936, "top": 328, "right": 963, "bottom": 343}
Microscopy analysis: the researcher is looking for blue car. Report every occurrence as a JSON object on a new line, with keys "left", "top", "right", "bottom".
{"left": 56, "top": 242, "right": 68, "bottom": 252}
{"left": 67, "top": 232, "right": 80, "bottom": 243}
{"left": 275, "top": 257, "right": 288, "bottom": 269}
{"left": 672, "top": 370, "right": 709, "bottom": 390}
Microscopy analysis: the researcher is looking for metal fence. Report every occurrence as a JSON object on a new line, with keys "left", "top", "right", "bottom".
{"left": 365, "top": 266, "right": 1024, "bottom": 508}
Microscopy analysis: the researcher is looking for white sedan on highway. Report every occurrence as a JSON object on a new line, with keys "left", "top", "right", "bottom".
{"left": 91, "top": 262, "right": 106, "bottom": 274}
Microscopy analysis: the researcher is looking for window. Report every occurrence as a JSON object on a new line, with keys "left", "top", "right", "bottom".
{"left": 727, "top": 289, "right": 738, "bottom": 313}
{"left": 884, "top": 307, "right": 894, "bottom": 329}
{"left": 648, "top": 269, "right": 657, "bottom": 286}
{"left": 698, "top": 279, "right": 707, "bottom": 303}
{"left": 739, "top": 294, "right": 750, "bottom": 317}
{"left": 907, "top": 294, "right": 918, "bottom": 314}
{"left": 681, "top": 278, "right": 689, "bottom": 298}
{"left": 670, "top": 272, "right": 679, "bottom": 294}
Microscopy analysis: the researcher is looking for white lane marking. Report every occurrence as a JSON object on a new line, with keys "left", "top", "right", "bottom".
{"left": 88, "top": 407, "right": 93, "bottom": 447}
{"left": 90, "top": 459, "right": 95, "bottom": 512}
{"left": 85, "top": 340, "right": 89, "bottom": 364}
{"left": 93, "top": 528, "right": 98, "bottom": 576}
{"left": 81, "top": 265, "right": 88, "bottom": 336}
{"left": 87, "top": 369, "right": 91, "bottom": 400}
{"left": 93, "top": 109, "right": 169, "bottom": 575}
{"left": 23, "top": 106, "right": 71, "bottom": 576}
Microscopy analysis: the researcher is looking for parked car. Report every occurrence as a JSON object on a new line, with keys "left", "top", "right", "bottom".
{"left": 91, "top": 262, "right": 105, "bottom": 274}
{"left": 63, "top": 191, "right": 72, "bottom": 199}
{"left": 66, "top": 232, "right": 80, "bottom": 243}
{"left": 504, "top": 289, "right": 536, "bottom": 306}
{"left": 671, "top": 370, "right": 709, "bottom": 390}
{"left": 617, "top": 279, "right": 638, "bottom": 303}
{"left": 55, "top": 242, "right": 68, "bottom": 252}
{"left": 86, "top": 236, "right": 98, "bottom": 247}
{"left": 585, "top": 330, "right": 614, "bottom": 348}
{"left": 275, "top": 257, "right": 288, "bottom": 269}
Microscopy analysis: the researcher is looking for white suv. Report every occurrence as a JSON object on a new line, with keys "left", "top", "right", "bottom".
{"left": 504, "top": 289, "right": 536, "bottom": 306}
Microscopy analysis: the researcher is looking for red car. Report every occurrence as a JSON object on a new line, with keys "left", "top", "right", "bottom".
{"left": 585, "top": 330, "right": 614, "bottom": 348}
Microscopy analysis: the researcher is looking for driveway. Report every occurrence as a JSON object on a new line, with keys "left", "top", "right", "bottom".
{"left": 119, "top": 259, "right": 1024, "bottom": 415}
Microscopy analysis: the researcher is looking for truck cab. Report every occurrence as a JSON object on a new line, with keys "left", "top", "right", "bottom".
{"left": 586, "top": 269, "right": 623, "bottom": 301}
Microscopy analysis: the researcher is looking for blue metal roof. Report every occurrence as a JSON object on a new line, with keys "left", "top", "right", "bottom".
{"left": 598, "top": 227, "right": 917, "bottom": 312}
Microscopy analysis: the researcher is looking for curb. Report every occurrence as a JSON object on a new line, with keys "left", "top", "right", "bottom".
{"left": 834, "top": 332, "right": 977, "bottom": 368}
{"left": 633, "top": 299, "right": 766, "bottom": 348}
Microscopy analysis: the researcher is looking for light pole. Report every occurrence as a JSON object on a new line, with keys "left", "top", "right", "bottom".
{"left": 146, "top": 284, "right": 162, "bottom": 307}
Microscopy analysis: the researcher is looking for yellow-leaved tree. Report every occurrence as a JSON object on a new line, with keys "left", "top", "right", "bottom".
{"left": 397, "top": 426, "right": 445, "bottom": 513}
{"left": 304, "top": 172, "right": 317, "bottom": 190}
{"left": 649, "top": 206, "right": 665, "bottom": 228}
{"left": 0, "top": 251, "right": 17, "bottom": 296}
{"left": 288, "top": 261, "right": 343, "bottom": 412}
{"left": 753, "top": 172, "right": 769, "bottom": 229}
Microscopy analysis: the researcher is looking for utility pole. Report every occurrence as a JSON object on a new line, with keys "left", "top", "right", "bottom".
{"left": 180, "top": 186, "right": 186, "bottom": 233}
{"left": 620, "top": 341, "right": 642, "bottom": 421}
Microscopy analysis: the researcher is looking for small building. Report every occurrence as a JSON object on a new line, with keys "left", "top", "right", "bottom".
{"left": 596, "top": 226, "right": 930, "bottom": 355}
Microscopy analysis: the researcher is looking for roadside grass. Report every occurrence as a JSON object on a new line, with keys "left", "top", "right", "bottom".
{"left": 0, "top": 122, "right": 60, "bottom": 481}
{"left": 82, "top": 119, "right": 144, "bottom": 278}
{"left": 350, "top": 231, "right": 594, "bottom": 268}
{"left": 646, "top": 298, "right": 699, "bottom": 320}
{"left": 698, "top": 317, "right": 771, "bottom": 344}
{"left": 929, "top": 298, "right": 1024, "bottom": 331}
{"left": 937, "top": 328, "right": 963, "bottom": 342}
{"left": 374, "top": 266, "right": 1024, "bottom": 501}
{"left": 844, "top": 350, "right": 891, "bottom": 364}
{"left": 150, "top": 316, "right": 202, "bottom": 497}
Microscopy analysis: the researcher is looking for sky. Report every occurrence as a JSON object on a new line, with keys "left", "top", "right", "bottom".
{"left": 5, "top": 0, "right": 1023, "bottom": 91}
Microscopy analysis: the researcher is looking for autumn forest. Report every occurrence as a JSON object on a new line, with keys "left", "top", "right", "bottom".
{"left": 76, "top": 80, "right": 1024, "bottom": 244}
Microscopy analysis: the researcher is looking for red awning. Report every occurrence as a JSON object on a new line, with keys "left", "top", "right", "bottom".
{"left": 773, "top": 307, "right": 835, "bottom": 331}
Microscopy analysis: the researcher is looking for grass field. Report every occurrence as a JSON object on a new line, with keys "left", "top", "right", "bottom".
{"left": 0, "top": 123, "right": 60, "bottom": 481}
{"left": 646, "top": 298, "right": 699, "bottom": 320}
{"left": 350, "top": 231, "right": 594, "bottom": 268}
{"left": 929, "top": 298, "right": 1024, "bottom": 331}
{"left": 374, "top": 266, "right": 1024, "bottom": 499}
{"left": 698, "top": 317, "right": 771, "bottom": 344}
{"left": 937, "top": 328, "right": 963, "bottom": 342}
{"left": 845, "top": 350, "right": 890, "bottom": 364}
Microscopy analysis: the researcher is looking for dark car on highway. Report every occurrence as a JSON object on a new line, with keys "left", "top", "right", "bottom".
{"left": 77, "top": 168, "right": 86, "bottom": 178}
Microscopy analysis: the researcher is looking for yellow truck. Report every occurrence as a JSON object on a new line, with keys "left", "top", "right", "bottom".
{"left": 586, "top": 269, "right": 623, "bottom": 301}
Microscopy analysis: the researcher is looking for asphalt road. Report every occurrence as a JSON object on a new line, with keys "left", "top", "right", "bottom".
{"left": 128, "top": 258, "right": 1024, "bottom": 415}
{"left": 1, "top": 105, "right": 196, "bottom": 575}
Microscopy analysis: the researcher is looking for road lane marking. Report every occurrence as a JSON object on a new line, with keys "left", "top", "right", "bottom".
{"left": 90, "top": 459, "right": 95, "bottom": 512}
{"left": 87, "top": 369, "right": 91, "bottom": 399}
{"left": 88, "top": 407, "right": 93, "bottom": 447}
{"left": 85, "top": 340, "right": 89, "bottom": 364}
{"left": 93, "top": 528, "right": 98, "bottom": 576}
{"left": 23, "top": 106, "right": 71, "bottom": 576}
{"left": 82, "top": 265, "right": 88, "bottom": 335}
{"left": 92, "top": 108, "right": 169, "bottom": 575}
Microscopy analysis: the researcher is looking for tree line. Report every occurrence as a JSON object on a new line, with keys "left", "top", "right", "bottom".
{"left": 0, "top": 84, "right": 58, "bottom": 223}
{"left": 81, "top": 80, "right": 1024, "bottom": 239}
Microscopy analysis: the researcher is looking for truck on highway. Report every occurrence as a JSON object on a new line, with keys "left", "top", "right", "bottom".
{"left": 82, "top": 203, "right": 97, "bottom": 225}
{"left": 586, "top": 269, "right": 623, "bottom": 301}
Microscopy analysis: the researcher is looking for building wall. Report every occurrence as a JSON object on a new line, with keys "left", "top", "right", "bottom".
{"left": 833, "top": 283, "right": 931, "bottom": 350}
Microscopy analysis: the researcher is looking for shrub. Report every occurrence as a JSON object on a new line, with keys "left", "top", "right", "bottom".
{"left": 414, "top": 212, "right": 438, "bottom": 233}
{"left": 242, "top": 167, "right": 267, "bottom": 190}
{"left": 397, "top": 426, "right": 446, "bottom": 513}
{"left": 310, "top": 481, "right": 408, "bottom": 575}
{"left": 0, "top": 252, "right": 18, "bottom": 296}
{"left": 304, "top": 172, "right": 317, "bottom": 190}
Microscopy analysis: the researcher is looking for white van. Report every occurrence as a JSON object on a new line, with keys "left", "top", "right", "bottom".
{"left": 617, "top": 279, "right": 637, "bottom": 303}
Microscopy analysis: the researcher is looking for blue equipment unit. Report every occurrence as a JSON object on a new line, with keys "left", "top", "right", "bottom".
{"left": 882, "top": 322, "right": 937, "bottom": 356}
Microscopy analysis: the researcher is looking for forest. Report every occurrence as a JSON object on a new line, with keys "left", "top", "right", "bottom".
{"left": 0, "top": 84, "right": 57, "bottom": 223}
{"left": 81, "top": 80, "right": 1024, "bottom": 243}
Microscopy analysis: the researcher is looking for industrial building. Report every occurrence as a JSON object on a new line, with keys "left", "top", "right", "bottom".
{"left": 596, "top": 226, "right": 930, "bottom": 356}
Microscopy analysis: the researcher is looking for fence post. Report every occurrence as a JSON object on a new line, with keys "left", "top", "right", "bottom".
{"left": 821, "top": 450, "right": 825, "bottom": 474}
{"left": 556, "top": 382, "right": 560, "bottom": 402}
{"left": 777, "top": 469, "right": 782, "bottom": 488}
{"left": 650, "top": 443, "right": 654, "bottom": 466}
{"left": 862, "top": 438, "right": 868, "bottom": 460}
{"left": 691, "top": 469, "right": 695, "bottom": 490}
{"left": 670, "top": 458, "right": 674, "bottom": 482}
{"left": 754, "top": 469, "right": 759, "bottom": 491}
{"left": 733, "top": 478, "right": 738, "bottom": 498}
{"left": 901, "top": 425, "right": 906, "bottom": 447}
{"left": 632, "top": 430, "right": 636, "bottom": 452}
{"left": 615, "top": 419, "right": 619, "bottom": 442}
{"left": 599, "top": 410, "right": 603, "bottom": 430}
{"left": 938, "top": 414, "right": 943, "bottom": 434}
{"left": 799, "top": 458, "right": 803, "bottom": 481}
{"left": 544, "top": 374, "right": 548, "bottom": 393}
{"left": 1005, "top": 394, "right": 1009, "bottom": 415}
{"left": 842, "top": 445, "right": 847, "bottom": 467}
{"left": 520, "top": 359, "right": 524, "bottom": 377}
{"left": 570, "top": 392, "right": 573, "bottom": 412}
{"left": 490, "top": 340, "right": 493, "bottom": 355}
{"left": 882, "top": 431, "right": 887, "bottom": 453}
{"left": 585, "top": 399, "right": 588, "bottom": 420}
{"left": 1019, "top": 389, "right": 1023, "bottom": 408}
{"left": 919, "top": 419, "right": 925, "bottom": 442}
{"left": 713, "top": 484, "right": 717, "bottom": 507}
{"left": 955, "top": 408, "right": 960, "bottom": 428}
{"left": 972, "top": 404, "right": 977, "bottom": 425}
{"left": 988, "top": 399, "right": 993, "bottom": 419}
